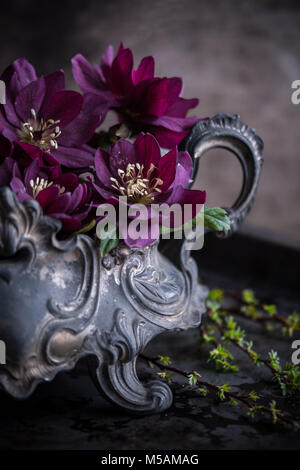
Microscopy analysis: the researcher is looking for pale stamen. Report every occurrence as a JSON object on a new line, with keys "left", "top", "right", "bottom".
{"left": 18, "top": 108, "right": 61, "bottom": 151}
{"left": 30, "top": 177, "right": 53, "bottom": 198}
{"left": 110, "top": 163, "right": 163, "bottom": 203}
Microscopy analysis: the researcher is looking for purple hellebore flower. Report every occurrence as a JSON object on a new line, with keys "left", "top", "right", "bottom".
{"left": 72, "top": 44, "right": 200, "bottom": 148}
{"left": 0, "top": 134, "right": 60, "bottom": 176}
{"left": 0, "top": 140, "right": 92, "bottom": 232}
{"left": 93, "top": 133, "right": 206, "bottom": 247}
{"left": 0, "top": 57, "right": 105, "bottom": 169}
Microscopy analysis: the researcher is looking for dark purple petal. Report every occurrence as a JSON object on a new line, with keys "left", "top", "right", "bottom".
{"left": 35, "top": 184, "right": 60, "bottom": 209}
{"left": 116, "top": 43, "right": 125, "bottom": 54}
{"left": 10, "top": 176, "right": 26, "bottom": 196}
{"left": 59, "top": 93, "right": 108, "bottom": 147}
{"left": 67, "top": 183, "right": 87, "bottom": 213}
{"left": 76, "top": 201, "right": 93, "bottom": 222}
{"left": 100, "top": 45, "right": 114, "bottom": 82}
{"left": 0, "top": 125, "right": 18, "bottom": 141}
{"left": 15, "top": 77, "right": 46, "bottom": 122}
{"left": 15, "top": 141, "right": 44, "bottom": 163}
{"left": 42, "top": 70, "right": 65, "bottom": 110}
{"left": 24, "top": 159, "right": 47, "bottom": 192}
{"left": 126, "top": 77, "right": 152, "bottom": 108}
{"left": 171, "top": 150, "right": 193, "bottom": 189}
{"left": 56, "top": 173, "right": 79, "bottom": 192}
{"left": 0, "top": 135, "right": 13, "bottom": 157}
{"left": 144, "top": 78, "right": 169, "bottom": 117}
{"left": 2, "top": 99, "right": 20, "bottom": 127}
{"left": 134, "top": 133, "right": 161, "bottom": 173}
{"left": 51, "top": 145, "right": 95, "bottom": 168}
{"left": 95, "top": 148, "right": 113, "bottom": 187}
{"left": 150, "top": 126, "right": 189, "bottom": 148}
{"left": 166, "top": 97, "right": 199, "bottom": 117}
{"left": 109, "top": 139, "right": 138, "bottom": 174}
{"left": 132, "top": 56, "right": 155, "bottom": 85}
{"left": 166, "top": 77, "right": 182, "bottom": 106}
{"left": 120, "top": 220, "right": 159, "bottom": 248}
{"left": 109, "top": 48, "right": 133, "bottom": 96}
{"left": 72, "top": 53, "right": 105, "bottom": 94}
{"left": 40, "top": 150, "right": 61, "bottom": 170}
{"left": 23, "top": 158, "right": 39, "bottom": 190}
{"left": 0, "top": 158, "right": 14, "bottom": 185}
{"left": 50, "top": 214, "right": 80, "bottom": 233}
{"left": 12, "top": 161, "right": 22, "bottom": 179}
{"left": 142, "top": 114, "right": 198, "bottom": 132}
{"left": 157, "top": 186, "right": 205, "bottom": 228}
{"left": 165, "top": 185, "right": 206, "bottom": 221}
{"left": 1, "top": 58, "right": 37, "bottom": 98}
{"left": 46, "top": 192, "right": 71, "bottom": 214}
{"left": 13, "top": 142, "right": 60, "bottom": 180}
{"left": 16, "top": 193, "right": 33, "bottom": 203}
{"left": 0, "top": 106, "right": 9, "bottom": 132}
{"left": 43, "top": 90, "right": 83, "bottom": 127}
{"left": 93, "top": 182, "right": 116, "bottom": 200}
{"left": 157, "top": 148, "right": 177, "bottom": 191}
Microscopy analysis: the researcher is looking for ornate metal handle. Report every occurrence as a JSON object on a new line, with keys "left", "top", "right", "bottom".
{"left": 180, "top": 113, "right": 264, "bottom": 237}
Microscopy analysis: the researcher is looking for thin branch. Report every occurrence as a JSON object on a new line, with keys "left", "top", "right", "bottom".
{"left": 140, "top": 353, "right": 298, "bottom": 429}
{"left": 206, "top": 311, "right": 274, "bottom": 373}
{"left": 225, "top": 290, "right": 290, "bottom": 327}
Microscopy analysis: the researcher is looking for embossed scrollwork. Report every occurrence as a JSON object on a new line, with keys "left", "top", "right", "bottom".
{"left": 0, "top": 113, "right": 263, "bottom": 413}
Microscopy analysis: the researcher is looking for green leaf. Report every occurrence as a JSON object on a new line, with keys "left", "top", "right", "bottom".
{"left": 287, "top": 312, "right": 300, "bottom": 334}
{"left": 206, "top": 298, "right": 221, "bottom": 312}
{"left": 187, "top": 371, "right": 201, "bottom": 386}
{"left": 241, "top": 304, "right": 259, "bottom": 319}
{"left": 157, "top": 371, "right": 173, "bottom": 383}
{"left": 248, "top": 405, "right": 263, "bottom": 418}
{"left": 160, "top": 204, "right": 230, "bottom": 236}
{"left": 263, "top": 304, "right": 277, "bottom": 316}
{"left": 100, "top": 232, "right": 119, "bottom": 258}
{"left": 248, "top": 390, "right": 259, "bottom": 401}
{"left": 199, "top": 331, "right": 216, "bottom": 344}
{"left": 241, "top": 289, "right": 258, "bottom": 305}
{"left": 209, "top": 344, "right": 239, "bottom": 372}
{"left": 218, "top": 383, "right": 231, "bottom": 400}
{"left": 208, "top": 289, "right": 224, "bottom": 303}
{"left": 269, "top": 400, "right": 281, "bottom": 424}
{"left": 158, "top": 356, "right": 171, "bottom": 366}
{"left": 204, "top": 206, "right": 231, "bottom": 232}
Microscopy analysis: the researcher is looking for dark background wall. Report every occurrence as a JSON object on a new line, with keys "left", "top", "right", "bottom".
{"left": 1, "top": 0, "right": 300, "bottom": 243}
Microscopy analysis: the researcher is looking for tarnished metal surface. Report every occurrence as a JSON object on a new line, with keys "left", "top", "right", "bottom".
{"left": 0, "top": 114, "right": 263, "bottom": 413}
{"left": 0, "top": 231, "right": 299, "bottom": 450}
{"left": 180, "top": 113, "right": 264, "bottom": 236}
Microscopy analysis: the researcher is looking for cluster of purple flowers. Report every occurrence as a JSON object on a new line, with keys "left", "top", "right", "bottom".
{"left": 0, "top": 44, "right": 206, "bottom": 246}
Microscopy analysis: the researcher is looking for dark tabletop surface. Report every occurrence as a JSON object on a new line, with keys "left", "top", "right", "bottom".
{"left": 0, "top": 231, "right": 299, "bottom": 450}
